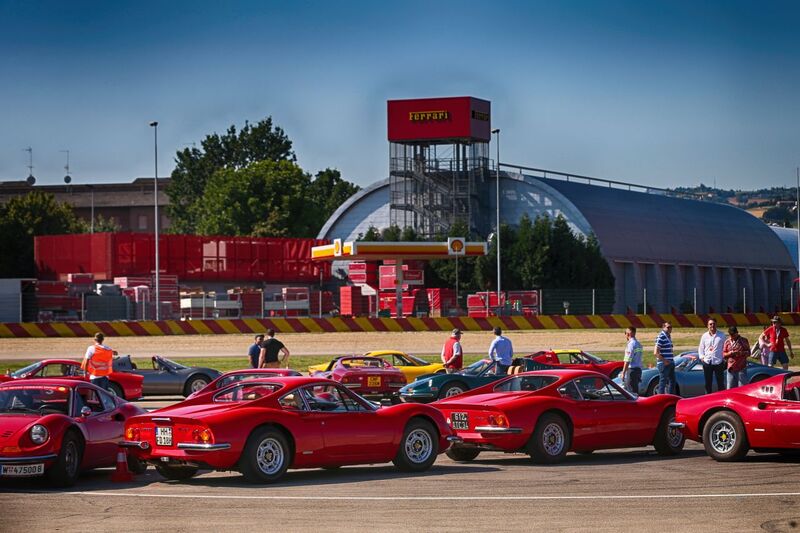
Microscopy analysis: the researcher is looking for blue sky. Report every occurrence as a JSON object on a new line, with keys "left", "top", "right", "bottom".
{"left": 1, "top": 0, "right": 798, "bottom": 190}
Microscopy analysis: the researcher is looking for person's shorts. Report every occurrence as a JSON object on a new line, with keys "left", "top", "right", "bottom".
{"left": 770, "top": 351, "right": 789, "bottom": 365}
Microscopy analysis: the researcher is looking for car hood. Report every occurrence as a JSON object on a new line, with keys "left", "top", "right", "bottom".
{"left": 0, "top": 414, "right": 40, "bottom": 443}
{"left": 440, "top": 391, "right": 526, "bottom": 406}
{"left": 403, "top": 373, "right": 461, "bottom": 391}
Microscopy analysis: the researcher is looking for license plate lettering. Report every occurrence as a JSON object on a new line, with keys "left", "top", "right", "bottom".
{"left": 156, "top": 426, "right": 173, "bottom": 446}
{"left": 1, "top": 463, "right": 44, "bottom": 476}
{"left": 451, "top": 412, "right": 469, "bottom": 430}
{"left": 367, "top": 376, "right": 381, "bottom": 388}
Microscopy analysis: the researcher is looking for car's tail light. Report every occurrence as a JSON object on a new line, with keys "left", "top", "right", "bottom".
{"left": 125, "top": 426, "right": 140, "bottom": 440}
{"left": 487, "top": 414, "right": 509, "bottom": 428}
{"left": 191, "top": 427, "right": 213, "bottom": 444}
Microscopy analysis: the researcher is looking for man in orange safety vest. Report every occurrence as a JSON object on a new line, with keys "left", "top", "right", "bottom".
{"left": 81, "top": 332, "right": 118, "bottom": 392}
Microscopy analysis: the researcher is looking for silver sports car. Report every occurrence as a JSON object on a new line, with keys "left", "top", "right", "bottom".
{"left": 113, "top": 355, "right": 222, "bottom": 397}
{"left": 615, "top": 351, "right": 788, "bottom": 398}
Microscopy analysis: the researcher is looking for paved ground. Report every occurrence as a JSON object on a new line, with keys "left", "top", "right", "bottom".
{"left": 2, "top": 439, "right": 799, "bottom": 532}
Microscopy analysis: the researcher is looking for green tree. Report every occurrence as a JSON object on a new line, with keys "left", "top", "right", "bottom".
{"left": 358, "top": 226, "right": 382, "bottom": 241}
{"left": 166, "top": 117, "right": 295, "bottom": 233}
{"left": 0, "top": 191, "right": 84, "bottom": 277}
{"left": 307, "top": 169, "right": 360, "bottom": 231}
{"left": 195, "top": 160, "right": 319, "bottom": 238}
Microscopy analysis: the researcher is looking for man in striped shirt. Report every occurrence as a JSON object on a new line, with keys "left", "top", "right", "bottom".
{"left": 654, "top": 322, "right": 676, "bottom": 394}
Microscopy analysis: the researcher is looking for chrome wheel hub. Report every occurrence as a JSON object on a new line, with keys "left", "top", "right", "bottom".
{"left": 445, "top": 387, "right": 464, "bottom": 397}
{"left": 542, "top": 423, "right": 565, "bottom": 456}
{"left": 710, "top": 421, "right": 736, "bottom": 453}
{"left": 667, "top": 417, "right": 683, "bottom": 448}
{"left": 191, "top": 380, "right": 208, "bottom": 392}
{"left": 405, "top": 429, "right": 433, "bottom": 464}
{"left": 256, "top": 437, "right": 285, "bottom": 475}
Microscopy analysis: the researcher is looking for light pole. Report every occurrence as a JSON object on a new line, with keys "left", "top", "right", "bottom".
{"left": 86, "top": 185, "right": 95, "bottom": 233}
{"left": 492, "top": 128, "right": 501, "bottom": 308}
{"left": 150, "top": 121, "right": 160, "bottom": 320}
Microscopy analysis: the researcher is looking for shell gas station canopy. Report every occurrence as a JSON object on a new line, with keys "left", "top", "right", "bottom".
{"left": 311, "top": 239, "right": 487, "bottom": 316}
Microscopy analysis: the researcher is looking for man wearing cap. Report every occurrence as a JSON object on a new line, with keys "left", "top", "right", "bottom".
{"left": 760, "top": 316, "right": 794, "bottom": 371}
{"left": 441, "top": 329, "right": 463, "bottom": 373}
{"left": 488, "top": 327, "right": 514, "bottom": 375}
{"left": 723, "top": 326, "right": 750, "bottom": 389}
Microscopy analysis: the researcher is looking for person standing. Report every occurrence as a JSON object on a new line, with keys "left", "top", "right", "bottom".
{"left": 654, "top": 322, "right": 676, "bottom": 395}
{"left": 248, "top": 334, "right": 265, "bottom": 369}
{"left": 441, "top": 329, "right": 463, "bottom": 373}
{"left": 488, "top": 327, "right": 514, "bottom": 375}
{"left": 621, "top": 327, "right": 643, "bottom": 394}
{"left": 761, "top": 316, "right": 794, "bottom": 371}
{"left": 755, "top": 324, "right": 771, "bottom": 366}
{"left": 698, "top": 318, "right": 726, "bottom": 394}
{"left": 723, "top": 326, "right": 750, "bottom": 389}
{"left": 259, "top": 329, "right": 290, "bottom": 369}
{"left": 81, "top": 332, "right": 118, "bottom": 392}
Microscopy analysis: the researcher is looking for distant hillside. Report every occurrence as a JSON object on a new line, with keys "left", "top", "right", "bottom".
{"left": 669, "top": 184, "right": 798, "bottom": 228}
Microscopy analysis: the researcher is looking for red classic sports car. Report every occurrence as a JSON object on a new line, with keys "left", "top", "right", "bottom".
{"left": 0, "top": 379, "right": 146, "bottom": 486}
{"left": 1, "top": 359, "right": 143, "bottom": 401}
{"left": 186, "top": 368, "right": 303, "bottom": 399}
{"left": 123, "top": 376, "right": 456, "bottom": 483}
{"left": 435, "top": 369, "right": 684, "bottom": 463}
{"left": 673, "top": 372, "right": 800, "bottom": 461}
{"left": 528, "top": 350, "right": 624, "bottom": 379}
{"left": 310, "top": 356, "right": 407, "bottom": 402}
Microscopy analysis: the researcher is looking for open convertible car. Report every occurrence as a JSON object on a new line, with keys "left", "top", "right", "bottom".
{"left": 673, "top": 372, "right": 800, "bottom": 461}
{"left": 529, "top": 349, "right": 624, "bottom": 379}
{"left": 614, "top": 352, "right": 788, "bottom": 397}
{"left": 113, "top": 355, "right": 221, "bottom": 397}
{"left": 0, "top": 379, "right": 146, "bottom": 486}
{"left": 122, "top": 376, "right": 456, "bottom": 483}
{"left": 400, "top": 358, "right": 555, "bottom": 403}
{"left": 1, "top": 359, "right": 143, "bottom": 401}
{"left": 308, "top": 351, "right": 445, "bottom": 381}
{"left": 436, "top": 369, "right": 684, "bottom": 464}
{"left": 310, "top": 356, "right": 407, "bottom": 402}
{"left": 186, "top": 368, "right": 302, "bottom": 399}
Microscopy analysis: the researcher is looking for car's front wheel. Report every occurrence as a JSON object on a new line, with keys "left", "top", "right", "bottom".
{"left": 240, "top": 427, "right": 291, "bottom": 483}
{"left": 703, "top": 411, "right": 749, "bottom": 462}
{"left": 527, "top": 413, "right": 571, "bottom": 464}
{"left": 438, "top": 382, "right": 466, "bottom": 399}
{"left": 653, "top": 406, "right": 685, "bottom": 456}
{"left": 393, "top": 419, "right": 438, "bottom": 472}
{"left": 184, "top": 375, "right": 211, "bottom": 397}
{"left": 445, "top": 446, "right": 480, "bottom": 462}
{"left": 155, "top": 464, "right": 199, "bottom": 481}
{"left": 107, "top": 382, "right": 125, "bottom": 399}
{"left": 46, "top": 431, "right": 83, "bottom": 487}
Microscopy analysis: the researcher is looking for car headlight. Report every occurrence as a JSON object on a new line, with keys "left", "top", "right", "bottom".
{"left": 30, "top": 424, "right": 49, "bottom": 444}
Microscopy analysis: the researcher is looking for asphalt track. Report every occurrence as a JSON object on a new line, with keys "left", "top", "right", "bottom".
{"left": 2, "top": 429, "right": 800, "bottom": 532}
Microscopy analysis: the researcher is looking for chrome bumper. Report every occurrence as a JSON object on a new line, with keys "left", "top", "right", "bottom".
{"left": 0, "top": 453, "right": 58, "bottom": 464}
{"left": 668, "top": 422, "right": 686, "bottom": 429}
{"left": 473, "top": 426, "right": 524, "bottom": 434}
{"left": 120, "top": 440, "right": 150, "bottom": 450}
{"left": 446, "top": 435, "right": 464, "bottom": 443}
{"left": 176, "top": 443, "right": 231, "bottom": 451}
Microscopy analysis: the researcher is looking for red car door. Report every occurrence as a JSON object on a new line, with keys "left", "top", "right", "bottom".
{"left": 572, "top": 376, "right": 651, "bottom": 448}
{"left": 74, "top": 386, "right": 122, "bottom": 467}
{"left": 771, "top": 403, "right": 800, "bottom": 446}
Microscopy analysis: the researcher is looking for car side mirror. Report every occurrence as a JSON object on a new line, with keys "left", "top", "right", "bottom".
{"left": 80, "top": 406, "right": 92, "bottom": 417}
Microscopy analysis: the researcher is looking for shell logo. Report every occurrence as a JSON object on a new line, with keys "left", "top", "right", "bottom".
{"left": 333, "top": 239, "right": 343, "bottom": 257}
{"left": 448, "top": 237, "right": 466, "bottom": 256}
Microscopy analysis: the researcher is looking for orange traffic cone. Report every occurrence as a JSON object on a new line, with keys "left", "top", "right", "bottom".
{"left": 111, "top": 447, "right": 133, "bottom": 482}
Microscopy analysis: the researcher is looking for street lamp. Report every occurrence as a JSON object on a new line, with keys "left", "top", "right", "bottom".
{"left": 86, "top": 184, "right": 95, "bottom": 233}
{"left": 492, "top": 128, "right": 501, "bottom": 307}
{"left": 150, "top": 121, "right": 160, "bottom": 320}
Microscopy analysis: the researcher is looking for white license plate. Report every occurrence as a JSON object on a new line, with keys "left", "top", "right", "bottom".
{"left": 451, "top": 412, "right": 469, "bottom": 430}
{"left": 156, "top": 426, "right": 173, "bottom": 446}
{"left": 1, "top": 463, "right": 44, "bottom": 476}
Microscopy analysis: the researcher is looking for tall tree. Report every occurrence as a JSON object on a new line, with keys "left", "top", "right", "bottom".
{"left": 0, "top": 191, "right": 84, "bottom": 277}
{"left": 166, "top": 117, "right": 295, "bottom": 234}
{"left": 306, "top": 168, "right": 361, "bottom": 233}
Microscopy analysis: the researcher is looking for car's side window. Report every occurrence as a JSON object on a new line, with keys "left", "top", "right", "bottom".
{"left": 301, "top": 385, "right": 348, "bottom": 412}
{"left": 75, "top": 387, "right": 106, "bottom": 414}
{"left": 279, "top": 391, "right": 306, "bottom": 411}
{"left": 573, "top": 377, "right": 609, "bottom": 400}
{"left": 338, "top": 387, "right": 373, "bottom": 412}
{"left": 99, "top": 390, "right": 117, "bottom": 411}
{"left": 558, "top": 381, "right": 583, "bottom": 400}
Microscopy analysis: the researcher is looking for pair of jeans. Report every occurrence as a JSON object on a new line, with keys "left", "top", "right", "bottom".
{"left": 495, "top": 363, "right": 511, "bottom": 375}
{"left": 90, "top": 375, "right": 110, "bottom": 392}
{"left": 657, "top": 360, "right": 676, "bottom": 394}
{"left": 726, "top": 369, "right": 747, "bottom": 389}
{"left": 702, "top": 362, "right": 726, "bottom": 393}
{"left": 625, "top": 367, "right": 642, "bottom": 395}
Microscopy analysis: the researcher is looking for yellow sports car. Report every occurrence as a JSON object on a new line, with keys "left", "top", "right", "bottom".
{"left": 308, "top": 350, "right": 445, "bottom": 381}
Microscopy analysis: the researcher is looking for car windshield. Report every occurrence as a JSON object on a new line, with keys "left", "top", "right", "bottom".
{"left": 213, "top": 382, "right": 282, "bottom": 403}
{"left": 581, "top": 351, "right": 606, "bottom": 363}
{"left": 217, "top": 372, "right": 280, "bottom": 389}
{"left": 459, "top": 359, "right": 495, "bottom": 376}
{"left": 0, "top": 385, "right": 72, "bottom": 415}
{"left": 494, "top": 375, "right": 559, "bottom": 392}
{"left": 157, "top": 357, "right": 187, "bottom": 370}
{"left": 406, "top": 354, "right": 429, "bottom": 366}
{"left": 9, "top": 363, "right": 41, "bottom": 378}
{"left": 340, "top": 358, "right": 385, "bottom": 369}
{"left": 674, "top": 356, "right": 697, "bottom": 371}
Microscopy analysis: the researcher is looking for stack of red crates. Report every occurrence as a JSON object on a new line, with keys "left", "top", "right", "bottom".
{"left": 466, "top": 291, "right": 505, "bottom": 317}
{"left": 36, "top": 281, "right": 82, "bottom": 314}
{"left": 156, "top": 275, "right": 179, "bottom": 318}
{"left": 379, "top": 288, "right": 428, "bottom": 318}
{"left": 281, "top": 287, "right": 310, "bottom": 317}
{"left": 506, "top": 290, "right": 540, "bottom": 316}
{"left": 64, "top": 273, "right": 94, "bottom": 295}
{"left": 426, "top": 288, "right": 457, "bottom": 317}
{"left": 348, "top": 262, "right": 378, "bottom": 287}
{"left": 309, "top": 291, "right": 335, "bottom": 315}
{"left": 228, "top": 288, "right": 263, "bottom": 317}
{"left": 339, "top": 286, "right": 369, "bottom": 316}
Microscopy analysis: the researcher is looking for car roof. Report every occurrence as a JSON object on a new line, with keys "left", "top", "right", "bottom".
{"left": 0, "top": 377, "right": 80, "bottom": 388}
{"left": 220, "top": 368, "right": 295, "bottom": 376}
{"left": 38, "top": 359, "right": 79, "bottom": 365}
{"left": 516, "top": 369, "right": 608, "bottom": 380}
{"left": 551, "top": 349, "right": 583, "bottom": 354}
{"left": 365, "top": 350, "right": 404, "bottom": 357}
{"left": 249, "top": 376, "right": 335, "bottom": 387}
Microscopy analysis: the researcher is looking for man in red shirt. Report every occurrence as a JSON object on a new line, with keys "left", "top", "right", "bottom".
{"left": 441, "top": 329, "right": 463, "bottom": 373}
{"left": 760, "top": 316, "right": 794, "bottom": 370}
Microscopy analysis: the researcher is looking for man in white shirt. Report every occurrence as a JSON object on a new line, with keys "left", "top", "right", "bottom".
{"left": 698, "top": 318, "right": 726, "bottom": 394}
